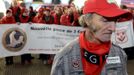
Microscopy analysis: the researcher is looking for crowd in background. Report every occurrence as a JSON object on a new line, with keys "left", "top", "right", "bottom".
{"left": 0, "top": 1, "right": 83, "bottom": 66}
{"left": 1, "top": 1, "right": 134, "bottom": 66}
{"left": 0, "top": 1, "right": 82, "bottom": 26}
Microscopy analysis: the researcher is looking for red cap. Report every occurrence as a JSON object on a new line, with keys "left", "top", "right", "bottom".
{"left": 83, "top": 0, "right": 131, "bottom": 17}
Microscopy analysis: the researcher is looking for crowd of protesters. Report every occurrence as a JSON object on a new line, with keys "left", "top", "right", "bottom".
{"left": 0, "top": 1, "right": 82, "bottom": 65}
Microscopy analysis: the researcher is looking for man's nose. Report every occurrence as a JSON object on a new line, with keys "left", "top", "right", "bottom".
{"left": 108, "top": 22, "right": 116, "bottom": 32}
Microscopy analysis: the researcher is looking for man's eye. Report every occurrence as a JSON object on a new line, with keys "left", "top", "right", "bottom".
{"left": 103, "top": 20, "right": 109, "bottom": 22}
{"left": 102, "top": 18, "right": 109, "bottom": 22}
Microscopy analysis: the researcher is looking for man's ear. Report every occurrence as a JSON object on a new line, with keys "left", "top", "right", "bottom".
{"left": 84, "top": 14, "right": 93, "bottom": 27}
{"left": 79, "top": 15, "right": 87, "bottom": 27}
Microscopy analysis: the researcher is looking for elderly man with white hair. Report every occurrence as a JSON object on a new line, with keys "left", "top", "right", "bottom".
{"left": 51, "top": 0, "right": 132, "bottom": 75}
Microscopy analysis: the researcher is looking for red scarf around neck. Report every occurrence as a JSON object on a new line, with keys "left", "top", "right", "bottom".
{"left": 79, "top": 32, "right": 111, "bottom": 75}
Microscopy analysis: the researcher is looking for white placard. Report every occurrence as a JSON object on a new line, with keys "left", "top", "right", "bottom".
{"left": 111, "top": 20, "right": 134, "bottom": 48}
{"left": 0, "top": 23, "right": 82, "bottom": 57}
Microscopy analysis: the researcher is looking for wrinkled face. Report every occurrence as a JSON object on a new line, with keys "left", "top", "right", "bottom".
{"left": 87, "top": 14, "right": 116, "bottom": 42}
{"left": 91, "top": 14, "right": 115, "bottom": 30}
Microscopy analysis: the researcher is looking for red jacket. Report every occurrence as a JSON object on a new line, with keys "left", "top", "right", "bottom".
{"left": 60, "top": 14, "right": 71, "bottom": 26}
{"left": 0, "top": 16, "right": 16, "bottom": 24}
{"left": 19, "top": 15, "right": 29, "bottom": 23}
{"left": 32, "top": 14, "right": 43, "bottom": 23}
{"left": 73, "top": 11, "right": 79, "bottom": 21}
{"left": 72, "top": 11, "right": 80, "bottom": 26}
{"left": 60, "top": 12, "right": 80, "bottom": 26}
{"left": 53, "top": 13, "right": 61, "bottom": 25}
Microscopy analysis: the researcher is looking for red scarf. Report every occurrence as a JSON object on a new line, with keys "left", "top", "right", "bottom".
{"left": 79, "top": 32, "right": 111, "bottom": 75}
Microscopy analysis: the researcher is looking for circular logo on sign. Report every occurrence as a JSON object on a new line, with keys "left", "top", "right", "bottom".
{"left": 71, "top": 58, "right": 80, "bottom": 69}
{"left": 115, "top": 29, "right": 128, "bottom": 44}
{"left": 2, "top": 28, "right": 27, "bottom": 52}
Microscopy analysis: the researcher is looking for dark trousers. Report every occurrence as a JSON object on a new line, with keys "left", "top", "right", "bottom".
{"left": 6, "top": 56, "right": 13, "bottom": 65}
{"left": 21, "top": 54, "right": 32, "bottom": 64}
{"left": 39, "top": 54, "right": 50, "bottom": 60}
{"left": 123, "top": 47, "right": 134, "bottom": 60}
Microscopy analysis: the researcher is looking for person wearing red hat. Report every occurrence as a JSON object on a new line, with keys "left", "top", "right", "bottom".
{"left": 38, "top": 8, "right": 54, "bottom": 24}
{"left": 60, "top": 8, "right": 71, "bottom": 26}
{"left": 60, "top": 7, "right": 80, "bottom": 26}
{"left": 38, "top": 8, "right": 54, "bottom": 64}
{"left": 0, "top": 9, "right": 16, "bottom": 66}
{"left": 51, "top": 0, "right": 132, "bottom": 75}
{"left": 0, "top": 9, "right": 17, "bottom": 75}
{"left": 18, "top": 8, "right": 34, "bottom": 65}
{"left": 53, "top": 6, "right": 62, "bottom": 25}
{"left": 32, "top": 7, "right": 44, "bottom": 23}
{"left": 9, "top": 1, "right": 21, "bottom": 22}
{"left": 19, "top": 9, "right": 30, "bottom": 23}
{"left": 0, "top": 9, "right": 16, "bottom": 24}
